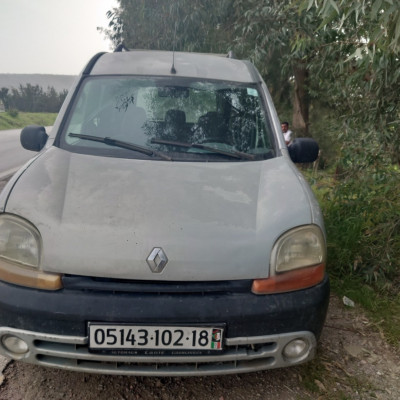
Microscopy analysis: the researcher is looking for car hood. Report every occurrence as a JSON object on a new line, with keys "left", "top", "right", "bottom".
{"left": 5, "top": 147, "right": 314, "bottom": 281}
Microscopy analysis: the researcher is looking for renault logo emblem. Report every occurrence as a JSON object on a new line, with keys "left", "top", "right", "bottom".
{"left": 147, "top": 247, "right": 168, "bottom": 273}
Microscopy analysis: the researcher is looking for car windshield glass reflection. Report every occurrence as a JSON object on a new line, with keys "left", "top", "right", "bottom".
{"left": 62, "top": 77, "right": 276, "bottom": 161}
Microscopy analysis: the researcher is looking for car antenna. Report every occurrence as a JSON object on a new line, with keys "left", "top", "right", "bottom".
{"left": 171, "top": 22, "right": 177, "bottom": 74}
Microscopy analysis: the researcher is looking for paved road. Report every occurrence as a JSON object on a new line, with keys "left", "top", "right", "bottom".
{"left": 0, "top": 128, "right": 49, "bottom": 180}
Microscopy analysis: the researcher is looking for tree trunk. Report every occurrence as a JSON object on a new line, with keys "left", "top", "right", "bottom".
{"left": 292, "top": 61, "right": 309, "bottom": 137}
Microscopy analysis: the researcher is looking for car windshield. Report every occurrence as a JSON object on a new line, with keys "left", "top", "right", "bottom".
{"left": 60, "top": 76, "right": 276, "bottom": 161}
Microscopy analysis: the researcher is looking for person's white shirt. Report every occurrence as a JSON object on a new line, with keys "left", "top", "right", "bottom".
{"left": 284, "top": 129, "right": 292, "bottom": 145}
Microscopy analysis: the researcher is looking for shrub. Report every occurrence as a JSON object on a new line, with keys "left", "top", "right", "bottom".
{"left": 320, "top": 129, "right": 400, "bottom": 283}
{"left": 7, "top": 109, "right": 19, "bottom": 118}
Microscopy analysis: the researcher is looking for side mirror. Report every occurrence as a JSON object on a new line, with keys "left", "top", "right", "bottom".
{"left": 288, "top": 138, "right": 319, "bottom": 163}
{"left": 20, "top": 125, "right": 49, "bottom": 152}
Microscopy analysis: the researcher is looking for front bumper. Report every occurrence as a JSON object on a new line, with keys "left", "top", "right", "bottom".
{"left": 0, "top": 327, "right": 317, "bottom": 376}
{"left": 0, "top": 275, "right": 329, "bottom": 376}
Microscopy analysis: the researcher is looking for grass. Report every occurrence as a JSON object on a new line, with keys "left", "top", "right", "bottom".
{"left": 303, "top": 168, "right": 400, "bottom": 346}
{"left": 0, "top": 111, "right": 57, "bottom": 130}
{"left": 330, "top": 274, "right": 400, "bottom": 346}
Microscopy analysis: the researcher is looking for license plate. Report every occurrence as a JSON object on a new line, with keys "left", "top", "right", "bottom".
{"left": 88, "top": 323, "right": 224, "bottom": 354}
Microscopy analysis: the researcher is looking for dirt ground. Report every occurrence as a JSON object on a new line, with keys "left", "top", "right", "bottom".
{"left": 0, "top": 295, "right": 399, "bottom": 400}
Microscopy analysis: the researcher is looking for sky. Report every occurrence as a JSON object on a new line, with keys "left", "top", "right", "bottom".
{"left": 0, "top": 0, "right": 119, "bottom": 75}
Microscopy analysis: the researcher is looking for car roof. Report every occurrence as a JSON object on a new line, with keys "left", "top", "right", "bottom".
{"left": 89, "top": 50, "right": 261, "bottom": 84}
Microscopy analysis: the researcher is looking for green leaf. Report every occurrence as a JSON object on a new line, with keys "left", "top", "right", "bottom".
{"left": 394, "top": 13, "right": 400, "bottom": 45}
{"left": 371, "top": 0, "right": 383, "bottom": 19}
{"left": 328, "top": 0, "right": 340, "bottom": 14}
{"left": 306, "top": 0, "right": 315, "bottom": 12}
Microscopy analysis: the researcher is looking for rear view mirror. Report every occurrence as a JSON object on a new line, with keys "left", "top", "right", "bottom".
{"left": 288, "top": 138, "right": 319, "bottom": 163}
{"left": 20, "top": 125, "right": 48, "bottom": 152}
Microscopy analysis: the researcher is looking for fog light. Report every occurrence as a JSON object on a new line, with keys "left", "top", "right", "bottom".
{"left": 283, "top": 339, "right": 309, "bottom": 360}
{"left": 2, "top": 335, "right": 29, "bottom": 355}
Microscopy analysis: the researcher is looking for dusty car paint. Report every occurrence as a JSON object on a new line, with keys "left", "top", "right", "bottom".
{"left": 3, "top": 146, "right": 319, "bottom": 281}
{"left": 0, "top": 50, "right": 329, "bottom": 376}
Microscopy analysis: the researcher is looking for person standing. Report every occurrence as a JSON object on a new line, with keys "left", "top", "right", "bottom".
{"left": 281, "top": 121, "right": 293, "bottom": 145}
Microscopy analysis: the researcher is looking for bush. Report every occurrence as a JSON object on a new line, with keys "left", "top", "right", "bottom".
{"left": 7, "top": 109, "right": 19, "bottom": 118}
{"left": 324, "top": 170, "right": 400, "bottom": 282}
{"left": 319, "top": 129, "right": 400, "bottom": 283}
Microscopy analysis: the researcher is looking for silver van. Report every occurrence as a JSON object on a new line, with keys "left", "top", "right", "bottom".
{"left": 0, "top": 49, "right": 329, "bottom": 376}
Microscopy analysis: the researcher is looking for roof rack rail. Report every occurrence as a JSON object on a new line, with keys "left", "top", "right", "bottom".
{"left": 227, "top": 51, "right": 236, "bottom": 59}
{"left": 114, "top": 43, "right": 129, "bottom": 52}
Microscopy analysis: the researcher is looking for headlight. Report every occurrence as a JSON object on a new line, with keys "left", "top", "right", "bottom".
{"left": 273, "top": 225, "right": 326, "bottom": 273}
{"left": 0, "top": 214, "right": 62, "bottom": 290}
{"left": 252, "top": 225, "right": 326, "bottom": 295}
{"left": 0, "top": 214, "right": 41, "bottom": 267}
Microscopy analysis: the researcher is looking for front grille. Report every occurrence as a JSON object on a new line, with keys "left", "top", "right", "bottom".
{"left": 0, "top": 327, "right": 316, "bottom": 376}
{"left": 62, "top": 275, "right": 253, "bottom": 294}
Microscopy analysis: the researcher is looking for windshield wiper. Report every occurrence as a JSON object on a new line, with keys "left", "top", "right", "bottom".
{"left": 150, "top": 138, "right": 255, "bottom": 160}
{"left": 69, "top": 133, "right": 172, "bottom": 161}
